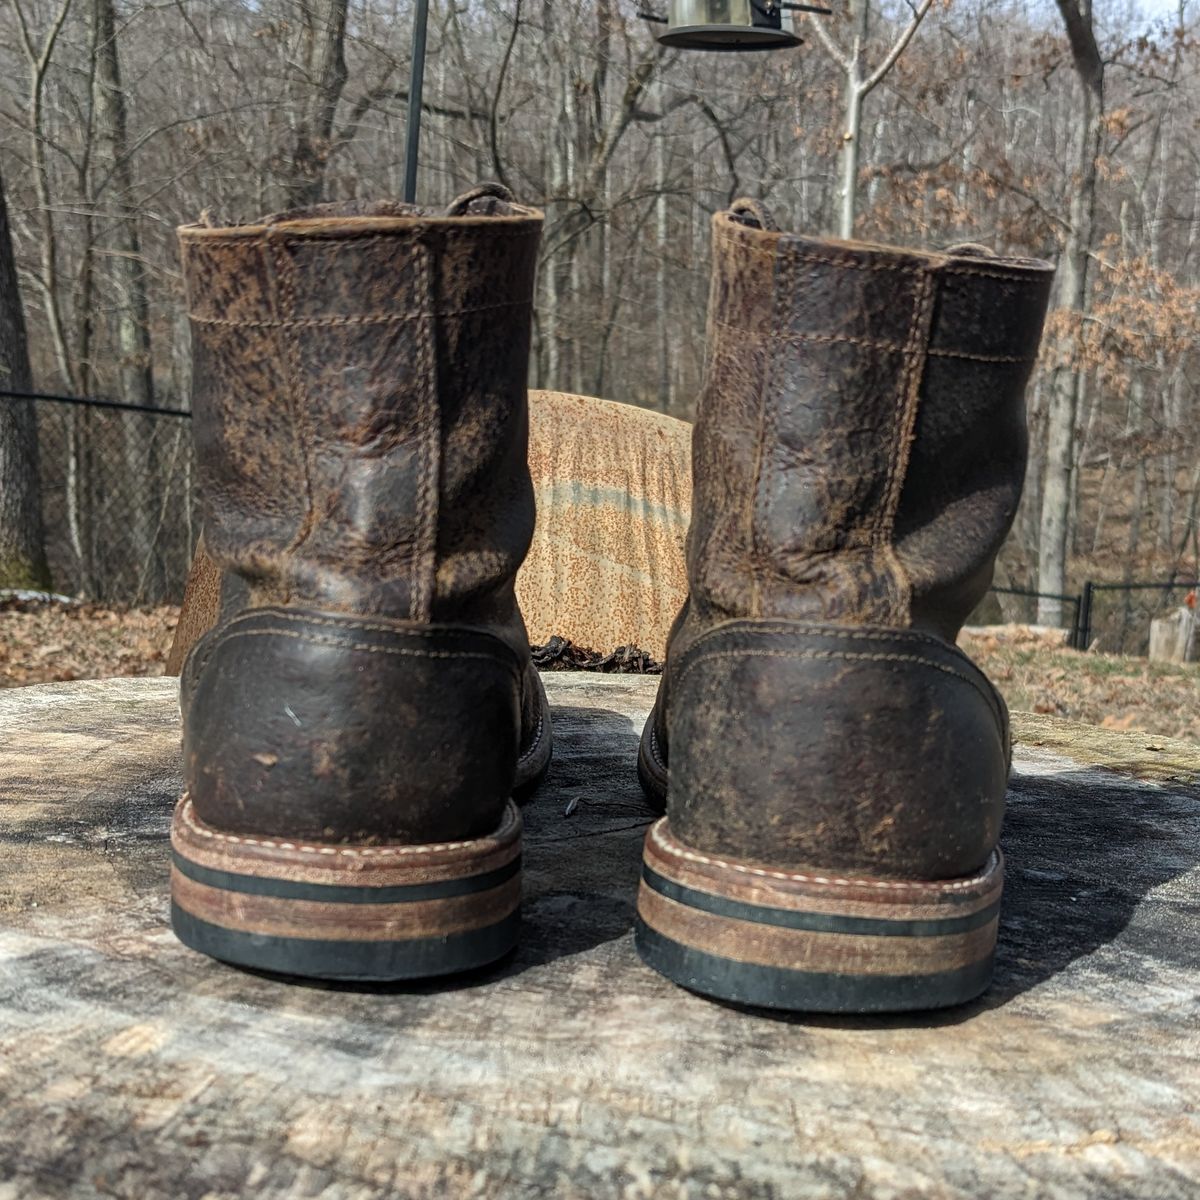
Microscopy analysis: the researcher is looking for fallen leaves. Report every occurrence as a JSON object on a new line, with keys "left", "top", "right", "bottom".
{"left": 959, "top": 630, "right": 1200, "bottom": 745}
{"left": 0, "top": 597, "right": 178, "bottom": 688}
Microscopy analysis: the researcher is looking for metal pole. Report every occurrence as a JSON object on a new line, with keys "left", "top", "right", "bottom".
{"left": 403, "top": 0, "right": 431, "bottom": 204}
{"left": 1078, "top": 581, "right": 1094, "bottom": 651}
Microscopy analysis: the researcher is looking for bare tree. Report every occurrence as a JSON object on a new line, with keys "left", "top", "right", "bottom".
{"left": 0, "top": 164, "right": 51, "bottom": 590}
{"left": 808, "top": 0, "right": 936, "bottom": 237}
{"left": 1036, "top": 0, "right": 1104, "bottom": 623}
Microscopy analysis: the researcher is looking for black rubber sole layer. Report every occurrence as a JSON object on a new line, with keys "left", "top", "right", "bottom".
{"left": 634, "top": 921, "right": 994, "bottom": 1013}
{"left": 172, "top": 904, "right": 520, "bottom": 982}
{"left": 636, "top": 817, "right": 1002, "bottom": 1013}
{"left": 170, "top": 796, "right": 523, "bottom": 982}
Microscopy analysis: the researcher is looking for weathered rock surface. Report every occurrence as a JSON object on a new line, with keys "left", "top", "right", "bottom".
{"left": 0, "top": 675, "right": 1197, "bottom": 1199}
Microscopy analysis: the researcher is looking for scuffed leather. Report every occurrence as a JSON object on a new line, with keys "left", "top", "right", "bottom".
{"left": 178, "top": 192, "right": 549, "bottom": 843}
{"left": 667, "top": 621, "right": 1009, "bottom": 876}
{"left": 179, "top": 195, "right": 540, "bottom": 635}
{"left": 183, "top": 609, "right": 522, "bottom": 842}
{"left": 647, "top": 208, "right": 1053, "bottom": 877}
{"left": 687, "top": 214, "right": 1053, "bottom": 630}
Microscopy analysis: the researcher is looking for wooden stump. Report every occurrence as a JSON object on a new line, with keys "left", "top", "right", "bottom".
{"left": 1, "top": 675, "right": 1198, "bottom": 1198}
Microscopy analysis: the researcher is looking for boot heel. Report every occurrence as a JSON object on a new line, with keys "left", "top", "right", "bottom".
{"left": 635, "top": 818, "right": 1002, "bottom": 1013}
{"left": 170, "top": 796, "right": 522, "bottom": 981}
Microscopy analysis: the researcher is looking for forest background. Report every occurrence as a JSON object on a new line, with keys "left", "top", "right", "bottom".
{"left": 0, "top": 0, "right": 1197, "bottom": 644}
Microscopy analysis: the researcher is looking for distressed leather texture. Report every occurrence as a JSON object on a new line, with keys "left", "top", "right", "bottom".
{"left": 182, "top": 609, "right": 524, "bottom": 842}
{"left": 178, "top": 190, "right": 549, "bottom": 843}
{"left": 666, "top": 622, "right": 1010, "bottom": 876}
{"left": 647, "top": 207, "right": 1054, "bottom": 877}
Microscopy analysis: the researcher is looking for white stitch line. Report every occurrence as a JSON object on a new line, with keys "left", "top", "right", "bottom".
{"left": 190, "top": 300, "right": 527, "bottom": 328}
{"left": 412, "top": 244, "right": 437, "bottom": 623}
{"left": 683, "top": 623, "right": 1006, "bottom": 728}
{"left": 650, "top": 821, "right": 1001, "bottom": 893}
{"left": 648, "top": 724, "right": 669, "bottom": 774}
{"left": 185, "top": 228, "right": 538, "bottom": 249}
{"left": 711, "top": 322, "right": 1035, "bottom": 365}
{"left": 674, "top": 646, "right": 1000, "bottom": 722}
{"left": 881, "top": 266, "right": 937, "bottom": 622}
{"left": 220, "top": 607, "right": 515, "bottom": 644}
{"left": 927, "top": 346, "right": 1037, "bottom": 365}
{"left": 178, "top": 796, "right": 520, "bottom": 857}
{"left": 692, "top": 620, "right": 967, "bottom": 651}
{"left": 211, "top": 626, "right": 523, "bottom": 679}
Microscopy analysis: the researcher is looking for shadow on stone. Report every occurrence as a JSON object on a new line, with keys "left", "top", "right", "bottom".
{"left": 713, "top": 763, "right": 1200, "bottom": 1029}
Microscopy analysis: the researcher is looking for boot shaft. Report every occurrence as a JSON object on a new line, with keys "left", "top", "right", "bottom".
{"left": 179, "top": 191, "right": 542, "bottom": 623}
{"left": 688, "top": 206, "right": 1054, "bottom": 638}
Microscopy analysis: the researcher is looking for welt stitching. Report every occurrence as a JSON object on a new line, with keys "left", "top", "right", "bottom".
{"left": 179, "top": 796, "right": 520, "bottom": 857}
{"left": 268, "top": 240, "right": 319, "bottom": 557}
{"left": 190, "top": 300, "right": 527, "bottom": 328}
{"left": 184, "top": 228, "right": 537, "bottom": 249}
{"left": 674, "top": 646, "right": 1001, "bottom": 721}
{"left": 652, "top": 821, "right": 1001, "bottom": 893}
{"left": 220, "top": 607, "right": 514, "bottom": 644}
{"left": 709, "top": 320, "right": 1035, "bottom": 363}
{"left": 412, "top": 244, "right": 437, "bottom": 622}
{"left": 751, "top": 246, "right": 792, "bottom": 615}
{"left": 211, "top": 626, "right": 523, "bottom": 679}
{"left": 881, "top": 267, "right": 937, "bottom": 622}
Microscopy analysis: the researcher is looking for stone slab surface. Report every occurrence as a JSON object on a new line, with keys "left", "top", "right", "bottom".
{"left": 0, "top": 675, "right": 1198, "bottom": 1199}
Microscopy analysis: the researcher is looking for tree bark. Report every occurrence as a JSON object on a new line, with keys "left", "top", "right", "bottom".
{"left": 94, "top": 0, "right": 162, "bottom": 600}
{"left": 1036, "top": 0, "right": 1104, "bottom": 625}
{"left": 286, "top": 0, "right": 350, "bottom": 209}
{"left": 0, "top": 165, "right": 51, "bottom": 590}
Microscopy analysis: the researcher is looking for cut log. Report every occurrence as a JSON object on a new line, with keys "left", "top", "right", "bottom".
{"left": 0, "top": 675, "right": 1198, "bottom": 1198}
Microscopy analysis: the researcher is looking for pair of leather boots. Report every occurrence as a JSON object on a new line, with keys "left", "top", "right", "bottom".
{"left": 172, "top": 185, "right": 1053, "bottom": 1013}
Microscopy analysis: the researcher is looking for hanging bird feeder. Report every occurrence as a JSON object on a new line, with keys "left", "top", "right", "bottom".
{"left": 643, "top": 0, "right": 829, "bottom": 51}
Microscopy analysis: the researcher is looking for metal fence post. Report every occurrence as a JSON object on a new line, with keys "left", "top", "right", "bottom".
{"left": 1077, "top": 582, "right": 1094, "bottom": 651}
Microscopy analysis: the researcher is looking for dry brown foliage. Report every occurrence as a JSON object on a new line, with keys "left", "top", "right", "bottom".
{"left": 1, "top": 603, "right": 1193, "bottom": 747}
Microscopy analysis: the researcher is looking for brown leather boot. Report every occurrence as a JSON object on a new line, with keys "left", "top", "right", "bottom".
{"left": 170, "top": 186, "right": 552, "bottom": 981}
{"left": 636, "top": 201, "right": 1053, "bottom": 1012}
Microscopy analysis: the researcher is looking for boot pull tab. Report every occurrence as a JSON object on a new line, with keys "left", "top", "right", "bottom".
{"left": 446, "top": 183, "right": 517, "bottom": 216}
{"left": 729, "top": 199, "right": 779, "bottom": 232}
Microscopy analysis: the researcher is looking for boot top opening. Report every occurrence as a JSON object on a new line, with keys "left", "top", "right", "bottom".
{"left": 180, "top": 186, "right": 542, "bottom": 241}
{"left": 712, "top": 208, "right": 1053, "bottom": 278}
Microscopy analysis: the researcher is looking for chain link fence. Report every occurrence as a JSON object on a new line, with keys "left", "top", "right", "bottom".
{"left": 8, "top": 393, "right": 198, "bottom": 606}
{"left": 1079, "top": 581, "right": 1200, "bottom": 657}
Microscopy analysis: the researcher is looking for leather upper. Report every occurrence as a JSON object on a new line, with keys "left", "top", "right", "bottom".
{"left": 646, "top": 207, "right": 1054, "bottom": 877}
{"left": 178, "top": 190, "right": 550, "bottom": 842}
{"left": 687, "top": 212, "right": 1053, "bottom": 638}
{"left": 180, "top": 193, "right": 542, "bottom": 649}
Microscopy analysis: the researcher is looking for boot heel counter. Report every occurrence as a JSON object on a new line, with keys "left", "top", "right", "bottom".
{"left": 183, "top": 608, "right": 523, "bottom": 843}
{"left": 668, "top": 622, "right": 1008, "bottom": 879}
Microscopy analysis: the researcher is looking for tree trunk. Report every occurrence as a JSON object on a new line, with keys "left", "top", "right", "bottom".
{"left": 94, "top": 0, "right": 162, "bottom": 600}
{"left": 286, "top": 0, "right": 350, "bottom": 209}
{"left": 0, "top": 165, "right": 51, "bottom": 590}
{"left": 1036, "top": 0, "right": 1104, "bottom": 625}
